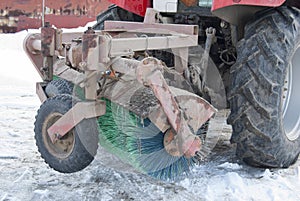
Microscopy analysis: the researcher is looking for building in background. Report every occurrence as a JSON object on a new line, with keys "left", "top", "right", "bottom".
{"left": 0, "top": 0, "right": 111, "bottom": 33}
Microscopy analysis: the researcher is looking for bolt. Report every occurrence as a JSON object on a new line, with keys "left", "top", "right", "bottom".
{"left": 55, "top": 133, "right": 61, "bottom": 139}
{"left": 44, "top": 22, "right": 51, "bottom": 28}
{"left": 84, "top": 27, "right": 95, "bottom": 34}
{"left": 143, "top": 59, "right": 149, "bottom": 65}
{"left": 79, "top": 62, "right": 87, "bottom": 69}
{"left": 65, "top": 44, "right": 71, "bottom": 51}
{"left": 102, "top": 58, "right": 110, "bottom": 63}
{"left": 103, "top": 70, "right": 111, "bottom": 75}
{"left": 220, "top": 21, "right": 228, "bottom": 29}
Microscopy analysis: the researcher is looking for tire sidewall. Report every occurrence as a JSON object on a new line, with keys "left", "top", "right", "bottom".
{"left": 229, "top": 7, "right": 300, "bottom": 167}
{"left": 35, "top": 94, "right": 98, "bottom": 173}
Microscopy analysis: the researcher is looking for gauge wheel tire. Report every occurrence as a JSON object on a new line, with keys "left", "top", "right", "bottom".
{"left": 45, "top": 79, "right": 74, "bottom": 98}
{"left": 228, "top": 6, "right": 300, "bottom": 168}
{"left": 34, "top": 94, "right": 99, "bottom": 173}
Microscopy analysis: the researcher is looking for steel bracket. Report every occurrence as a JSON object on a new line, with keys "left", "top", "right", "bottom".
{"left": 47, "top": 100, "right": 106, "bottom": 143}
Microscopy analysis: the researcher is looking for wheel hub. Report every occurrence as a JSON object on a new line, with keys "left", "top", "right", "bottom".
{"left": 282, "top": 46, "right": 300, "bottom": 141}
{"left": 42, "top": 112, "right": 75, "bottom": 159}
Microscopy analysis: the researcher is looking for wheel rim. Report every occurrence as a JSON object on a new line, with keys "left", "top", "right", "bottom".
{"left": 282, "top": 46, "right": 300, "bottom": 141}
{"left": 42, "top": 112, "right": 75, "bottom": 159}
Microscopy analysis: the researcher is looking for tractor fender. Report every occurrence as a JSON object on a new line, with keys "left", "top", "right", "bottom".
{"left": 212, "top": 0, "right": 286, "bottom": 11}
{"left": 108, "top": 0, "right": 152, "bottom": 16}
{"left": 212, "top": 0, "right": 300, "bottom": 26}
{"left": 211, "top": 0, "right": 289, "bottom": 26}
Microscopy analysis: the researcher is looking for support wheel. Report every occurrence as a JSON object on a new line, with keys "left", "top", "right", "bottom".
{"left": 34, "top": 94, "right": 99, "bottom": 173}
{"left": 228, "top": 7, "right": 300, "bottom": 168}
{"left": 45, "top": 79, "right": 74, "bottom": 97}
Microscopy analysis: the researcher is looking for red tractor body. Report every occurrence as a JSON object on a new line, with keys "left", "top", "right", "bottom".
{"left": 108, "top": 0, "right": 289, "bottom": 17}
{"left": 211, "top": 0, "right": 286, "bottom": 11}
{"left": 109, "top": 0, "right": 151, "bottom": 16}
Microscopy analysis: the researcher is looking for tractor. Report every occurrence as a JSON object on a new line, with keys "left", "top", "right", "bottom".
{"left": 24, "top": 0, "right": 300, "bottom": 180}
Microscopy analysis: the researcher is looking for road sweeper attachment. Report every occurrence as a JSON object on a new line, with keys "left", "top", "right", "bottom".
{"left": 24, "top": 1, "right": 300, "bottom": 179}
{"left": 23, "top": 13, "right": 224, "bottom": 180}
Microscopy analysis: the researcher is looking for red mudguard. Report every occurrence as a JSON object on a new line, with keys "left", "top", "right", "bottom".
{"left": 109, "top": 0, "right": 152, "bottom": 16}
{"left": 212, "top": 0, "right": 286, "bottom": 11}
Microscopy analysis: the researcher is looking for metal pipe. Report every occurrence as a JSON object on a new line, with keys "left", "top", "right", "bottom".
{"left": 42, "top": 0, "right": 45, "bottom": 27}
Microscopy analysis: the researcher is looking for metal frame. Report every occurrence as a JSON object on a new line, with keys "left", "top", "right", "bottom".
{"left": 24, "top": 8, "right": 216, "bottom": 157}
{"left": 47, "top": 101, "right": 106, "bottom": 143}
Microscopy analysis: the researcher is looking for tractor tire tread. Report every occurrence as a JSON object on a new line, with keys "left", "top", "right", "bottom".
{"left": 34, "top": 94, "right": 98, "bottom": 173}
{"left": 228, "top": 6, "right": 300, "bottom": 168}
{"left": 45, "top": 79, "right": 74, "bottom": 98}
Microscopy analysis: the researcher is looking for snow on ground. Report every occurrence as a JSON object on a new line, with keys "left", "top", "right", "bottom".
{"left": 0, "top": 29, "right": 299, "bottom": 201}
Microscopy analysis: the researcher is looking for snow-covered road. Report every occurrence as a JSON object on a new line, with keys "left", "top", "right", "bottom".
{"left": 0, "top": 31, "right": 299, "bottom": 201}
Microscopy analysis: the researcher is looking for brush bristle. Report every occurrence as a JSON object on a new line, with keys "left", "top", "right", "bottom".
{"left": 98, "top": 99, "right": 202, "bottom": 180}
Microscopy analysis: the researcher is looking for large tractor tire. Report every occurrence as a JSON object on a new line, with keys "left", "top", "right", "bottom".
{"left": 228, "top": 7, "right": 300, "bottom": 168}
{"left": 34, "top": 94, "right": 99, "bottom": 173}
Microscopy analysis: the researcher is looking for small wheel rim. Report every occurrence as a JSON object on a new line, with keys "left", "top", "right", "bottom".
{"left": 42, "top": 112, "right": 75, "bottom": 159}
{"left": 282, "top": 46, "right": 300, "bottom": 141}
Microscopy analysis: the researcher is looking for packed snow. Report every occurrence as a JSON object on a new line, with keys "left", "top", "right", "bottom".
{"left": 0, "top": 28, "right": 299, "bottom": 201}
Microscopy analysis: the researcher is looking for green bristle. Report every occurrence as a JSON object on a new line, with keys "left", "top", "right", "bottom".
{"left": 97, "top": 99, "right": 200, "bottom": 180}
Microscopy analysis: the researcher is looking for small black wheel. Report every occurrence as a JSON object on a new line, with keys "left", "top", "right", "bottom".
{"left": 34, "top": 94, "right": 99, "bottom": 173}
{"left": 45, "top": 79, "right": 74, "bottom": 97}
{"left": 228, "top": 7, "right": 300, "bottom": 168}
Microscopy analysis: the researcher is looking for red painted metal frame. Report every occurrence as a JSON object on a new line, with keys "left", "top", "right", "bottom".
{"left": 109, "top": 0, "right": 152, "bottom": 16}
{"left": 212, "top": 0, "right": 286, "bottom": 11}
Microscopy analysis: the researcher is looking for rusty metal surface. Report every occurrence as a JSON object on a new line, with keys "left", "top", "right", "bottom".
{"left": 170, "top": 87, "right": 217, "bottom": 132}
{"left": 136, "top": 58, "right": 216, "bottom": 157}
{"left": 41, "top": 26, "right": 56, "bottom": 56}
{"left": 47, "top": 100, "right": 106, "bottom": 143}
{"left": 25, "top": 21, "right": 197, "bottom": 82}
{"left": 82, "top": 30, "right": 99, "bottom": 69}
{"left": 181, "top": 0, "right": 198, "bottom": 7}
{"left": 102, "top": 57, "right": 215, "bottom": 144}
{"left": 69, "top": 42, "right": 83, "bottom": 68}
{"left": 36, "top": 82, "right": 48, "bottom": 103}
{"left": 0, "top": 0, "right": 111, "bottom": 33}
{"left": 41, "top": 25, "right": 56, "bottom": 81}
{"left": 23, "top": 33, "right": 43, "bottom": 78}
{"left": 101, "top": 78, "right": 159, "bottom": 118}
{"left": 104, "top": 58, "right": 194, "bottom": 119}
